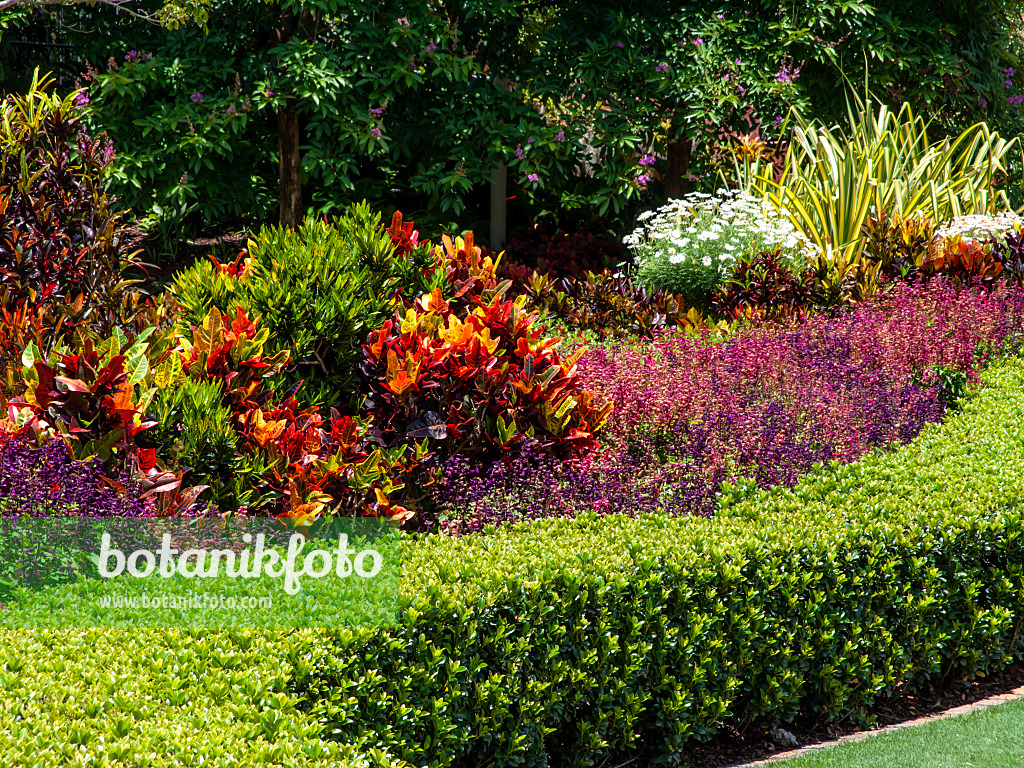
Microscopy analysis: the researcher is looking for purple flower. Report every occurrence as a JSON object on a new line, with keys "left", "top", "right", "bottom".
{"left": 716, "top": 13, "right": 724, "bottom": 19}
{"left": 124, "top": 50, "right": 140, "bottom": 62}
{"left": 190, "top": 91, "right": 204, "bottom": 104}
{"left": 692, "top": 38, "right": 704, "bottom": 46}
{"left": 425, "top": 43, "right": 438, "bottom": 52}
{"left": 655, "top": 62, "right": 670, "bottom": 74}
{"left": 225, "top": 105, "right": 236, "bottom": 115}
{"left": 370, "top": 126, "right": 383, "bottom": 137}
{"left": 1009, "top": 95, "right": 1024, "bottom": 106}
{"left": 735, "top": 58, "right": 742, "bottom": 65}
{"left": 73, "top": 91, "right": 90, "bottom": 107}
{"left": 527, "top": 173, "right": 539, "bottom": 182}
{"left": 1006, "top": 80, "right": 1014, "bottom": 89}
{"left": 555, "top": 130, "right": 565, "bottom": 143}
{"left": 614, "top": 42, "right": 624, "bottom": 48}
{"left": 0, "top": 436, "right": 152, "bottom": 518}
{"left": 635, "top": 171, "right": 651, "bottom": 188}
{"left": 431, "top": 281, "right": 1024, "bottom": 535}
{"left": 515, "top": 146, "right": 526, "bottom": 160}
{"left": 638, "top": 153, "right": 657, "bottom": 166}
{"left": 1004, "top": 68, "right": 1015, "bottom": 77}
{"left": 773, "top": 114, "right": 783, "bottom": 125}
{"left": 370, "top": 107, "right": 383, "bottom": 116}
{"left": 979, "top": 98, "right": 988, "bottom": 108}
{"left": 737, "top": 84, "right": 746, "bottom": 93}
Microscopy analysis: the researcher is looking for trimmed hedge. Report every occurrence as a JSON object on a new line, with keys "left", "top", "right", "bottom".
{"left": 3, "top": 361, "right": 1024, "bottom": 767}
{"left": 0, "top": 629, "right": 408, "bottom": 768}
{"left": 299, "top": 359, "right": 1024, "bottom": 767}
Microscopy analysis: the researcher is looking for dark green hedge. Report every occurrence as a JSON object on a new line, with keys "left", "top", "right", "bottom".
{"left": 299, "top": 359, "right": 1024, "bottom": 767}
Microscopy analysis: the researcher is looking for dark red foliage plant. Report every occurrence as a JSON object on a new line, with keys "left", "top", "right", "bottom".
{"left": 713, "top": 250, "right": 816, "bottom": 321}
{"left": 0, "top": 72, "right": 149, "bottom": 346}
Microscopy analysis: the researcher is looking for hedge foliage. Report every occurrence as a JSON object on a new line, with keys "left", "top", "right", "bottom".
{"left": 300, "top": 358, "right": 1024, "bottom": 767}
{"left": 4, "top": 360, "right": 1024, "bottom": 767}
{"left": 0, "top": 628, "right": 408, "bottom": 768}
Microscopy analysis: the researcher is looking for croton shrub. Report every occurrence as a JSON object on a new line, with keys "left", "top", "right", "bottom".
{"left": 0, "top": 74, "right": 149, "bottom": 346}
{"left": 2, "top": 203, "right": 608, "bottom": 524}
{"left": 359, "top": 233, "right": 612, "bottom": 474}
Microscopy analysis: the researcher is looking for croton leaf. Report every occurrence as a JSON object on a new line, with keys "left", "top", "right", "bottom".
{"left": 406, "top": 412, "right": 448, "bottom": 441}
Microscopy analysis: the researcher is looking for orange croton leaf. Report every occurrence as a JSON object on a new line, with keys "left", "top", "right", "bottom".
{"left": 387, "top": 370, "right": 417, "bottom": 395}
{"left": 416, "top": 287, "right": 449, "bottom": 315}
{"left": 252, "top": 408, "right": 287, "bottom": 447}
{"left": 515, "top": 337, "right": 535, "bottom": 358}
{"left": 389, "top": 505, "right": 415, "bottom": 523}
{"left": 107, "top": 381, "right": 140, "bottom": 421}
{"left": 229, "top": 306, "right": 258, "bottom": 338}
{"left": 439, "top": 315, "right": 474, "bottom": 347}
{"left": 385, "top": 210, "right": 411, "bottom": 241}
{"left": 440, "top": 233, "right": 457, "bottom": 260}
{"left": 369, "top": 320, "right": 394, "bottom": 360}
{"left": 386, "top": 349, "right": 402, "bottom": 383}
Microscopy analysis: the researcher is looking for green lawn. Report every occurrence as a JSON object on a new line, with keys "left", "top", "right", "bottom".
{"left": 782, "top": 698, "right": 1024, "bottom": 768}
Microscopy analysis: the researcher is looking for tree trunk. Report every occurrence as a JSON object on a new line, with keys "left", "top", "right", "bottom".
{"left": 277, "top": 100, "right": 302, "bottom": 228}
{"left": 490, "top": 162, "right": 507, "bottom": 248}
{"left": 664, "top": 136, "right": 692, "bottom": 201}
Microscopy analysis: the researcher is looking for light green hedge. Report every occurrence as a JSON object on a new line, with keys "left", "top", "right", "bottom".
{"left": 0, "top": 628, "right": 407, "bottom": 768}
{"left": 301, "top": 359, "right": 1024, "bottom": 767}
{"left": 4, "top": 361, "right": 1024, "bottom": 767}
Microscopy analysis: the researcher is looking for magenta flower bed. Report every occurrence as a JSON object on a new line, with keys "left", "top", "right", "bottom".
{"left": 583, "top": 280, "right": 1022, "bottom": 448}
{"left": 438, "top": 281, "right": 1024, "bottom": 532}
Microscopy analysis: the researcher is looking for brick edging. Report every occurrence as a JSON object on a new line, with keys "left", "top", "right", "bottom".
{"left": 725, "top": 684, "right": 1024, "bottom": 767}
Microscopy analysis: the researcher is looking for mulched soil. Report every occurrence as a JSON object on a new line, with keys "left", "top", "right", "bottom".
{"left": 679, "top": 661, "right": 1024, "bottom": 768}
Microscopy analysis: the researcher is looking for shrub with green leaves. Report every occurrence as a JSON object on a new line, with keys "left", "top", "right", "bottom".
{"left": 0, "top": 628, "right": 410, "bottom": 768}
{"left": 296, "top": 358, "right": 1024, "bottom": 767}
{"left": 171, "top": 203, "right": 438, "bottom": 408}
{"left": 148, "top": 377, "right": 243, "bottom": 509}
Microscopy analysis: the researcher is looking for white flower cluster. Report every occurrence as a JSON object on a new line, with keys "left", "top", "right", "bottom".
{"left": 934, "top": 212, "right": 1024, "bottom": 244}
{"left": 624, "top": 189, "right": 819, "bottom": 277}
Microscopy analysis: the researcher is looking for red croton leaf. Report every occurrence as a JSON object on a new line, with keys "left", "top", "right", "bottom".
{"left": 136, "top": 448, "right": 158, "bottom": 472}
{"left": 32, "top": 362, "right": 56, "bottom": 407}
{"left": 55, "top": 376, "right": 92, "bottom": 393}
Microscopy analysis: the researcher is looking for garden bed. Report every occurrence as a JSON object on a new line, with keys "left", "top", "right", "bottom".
{"left": 8, "top": 359, "right": 1024, "bottom": 766}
